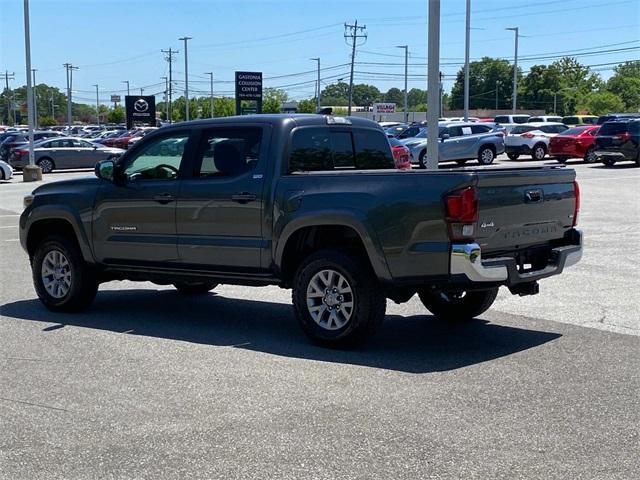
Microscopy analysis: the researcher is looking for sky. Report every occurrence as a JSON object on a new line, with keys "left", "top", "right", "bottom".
{"left": 1, "top": 0, "right": 638, "bottom": 105}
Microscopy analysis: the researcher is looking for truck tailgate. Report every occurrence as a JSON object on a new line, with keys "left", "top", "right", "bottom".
{"left": 474, "top": 168, "right": 576, "bottom": 253}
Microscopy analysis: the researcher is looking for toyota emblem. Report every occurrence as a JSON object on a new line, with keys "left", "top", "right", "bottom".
{"left": 134, "top": 99, "right": 149, "bottom": 113}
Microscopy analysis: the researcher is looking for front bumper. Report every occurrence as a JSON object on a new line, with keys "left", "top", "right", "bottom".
{"left": 595, "top": 150, "right": 636, "bottom": 161}
{"left": 451, "top": 229, "right": 583, "bottom": 286}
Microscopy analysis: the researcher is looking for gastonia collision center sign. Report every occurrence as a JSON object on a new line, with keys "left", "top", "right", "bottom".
{"left": 373, "top": 103, "right": 396, "bottom": 114}
{"left": 235, "top": 72, "right": 263, "bottom": 101}
{"left": 125, "top": 95, "right": 156, "bottom": 129}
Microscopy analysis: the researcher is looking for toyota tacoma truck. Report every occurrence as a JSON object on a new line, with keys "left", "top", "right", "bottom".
{"left": 20, "top": 115, "right": 582, "bottom": 347}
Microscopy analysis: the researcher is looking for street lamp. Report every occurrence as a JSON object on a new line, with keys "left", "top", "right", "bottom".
{"left": 395, "top": 46, "right": 408, "bottom": 123}
{"left": 122, "top": 80, "right": 130, "bottom": 96}
{"left": 310, "top": 58, "right": 320, "bottom": 112}
{"left": 179, "top": 36, "right": 192, "bottom": 120}
{"left": 22, "top": 0, "right": 40, "bottom": 181}
{"left": 506, "top": 27, "right": 519, "bottom": 113}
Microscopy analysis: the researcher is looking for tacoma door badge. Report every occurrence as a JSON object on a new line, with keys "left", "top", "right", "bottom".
{"left": 110, "top": 225, "right": 137, "bottom": 232}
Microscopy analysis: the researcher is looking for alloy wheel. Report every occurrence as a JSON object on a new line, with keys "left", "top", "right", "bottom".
{"left": 306, "top": 269, "right": 355, "bottom": 330}
{"left": 41, "top": 249, "right": 72, "bottom": 299}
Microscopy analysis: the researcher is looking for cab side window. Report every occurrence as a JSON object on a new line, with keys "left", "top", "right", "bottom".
{"left": 123, "top": 132, "right": 189, "bottom": 181}
{"left": 193, "top": 127, "right": 263, "bottom": 178}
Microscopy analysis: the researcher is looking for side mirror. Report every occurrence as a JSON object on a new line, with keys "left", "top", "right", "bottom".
{"left": 440, "top": 133, "right": 450, "bottom": 141}
{"left": 95, "top": 159, "right": 115, "bottom": 181}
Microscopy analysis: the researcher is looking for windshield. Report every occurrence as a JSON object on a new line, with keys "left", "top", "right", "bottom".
{"left": 513, "top": 116, "right": 530, "bottom": 124}
{"left": 510, "top": 126, "right": 536, "bottom": 134}
{"left": 561, "top": 126, "right": 590, "bottom": 136}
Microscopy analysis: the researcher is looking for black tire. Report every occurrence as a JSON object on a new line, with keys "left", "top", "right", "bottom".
{"left": 507, "top": 153, "right": 520, "bottom": 161}
{"left": 36, "top": 157, "right": 55, "bottom": 173}
{"left": 602, "top": 157, "right": 616, "bottom": 167}
{"left": 555, "top": 156, "right": 568, "bottom": 164}
{"left": 173, "top": 281, "right": 218, "bottom": 294}
{"left": 456, "top": 159, "right": 467, "bottom": 166}
{"left": 531, "top": 143, "right": 547, "bottom": 161}
{"left": 292, "top": 249, "right": 386, "bottom": 348}
{"left": 32, "top": 235, "right": 98, "bottom": 312}
{"left": 418, "top": 149, "right": 427, "bottom": 169}
{"left": 583, "top": 147, "right": 597, "bottom": 164}
{"left": 477, "top": 145, "right": 495, "bottom": 165}
{"left": 417, "top": 287, "right": 498, "bottom": 321}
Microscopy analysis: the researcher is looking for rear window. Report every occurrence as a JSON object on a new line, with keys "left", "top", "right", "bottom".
{"left": 513, "top": 116, "right": 530, "bottom": 124}
{"left": 598, "top": 122, "right": 629, "bottom": 135}
{"left": 562, "top": 117, "right": 579, "bottom": 124}
{"left": 629, "top": 120, "right": 640, "bottom": 134}
{"left": 494, "top": 116, "right": 509, "bottom": 124}
{"left": 529, "top": 117, "right": 543, "bottom": 123}
{"left": 582, "top": 117, "right": 598, "bottom": 125}
{"left": 289, "top": 128, "right": 394, "bottom": 172}
{"left": 471, "top": 125, "right": 491, "bottom": 134}
{"left": 562, "top": 126, "right": 591, "bottom": 136}
{"left": 510, "top": 126, "right": 536, "bottom": 134}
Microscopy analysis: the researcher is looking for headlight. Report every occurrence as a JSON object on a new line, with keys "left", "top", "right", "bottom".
{"left": 23, "top": 194, "right": 34, "bottom": 209}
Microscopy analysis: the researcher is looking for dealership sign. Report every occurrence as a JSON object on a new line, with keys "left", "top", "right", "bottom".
{"left": 373, "top": 103, "right": 396, "bottom": 114}
{"left": 125, "top": 95, "right": 156, "bottom": 129}
{"left": 235, "top": 71, "right": 263, "bottom": 101}
{"left": 110, "top": 95, "right": 121, "bottom": 103}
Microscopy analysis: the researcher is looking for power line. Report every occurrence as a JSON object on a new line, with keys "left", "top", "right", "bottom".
{"left": 344, "top": 20, "right": 367, "bottom": 115}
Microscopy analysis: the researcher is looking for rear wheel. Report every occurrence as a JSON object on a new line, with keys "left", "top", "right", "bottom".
{"left": 532, "top": 144, "right": 546, "bottom": 161}
{"left": 418, "top": 287, "right": 498, "bottom": 321}
{"left": 456, "top": 159, "right": 467, "bottom": 166}
{"left": 32, "top": 235, "right": 98, "bottom": 312}
{"left": 477, "top": 146, "right": 495, "bottom": 165}
{"left": 36, "top": 157, "right": 55, "bottom": 173}
{"left": 602, "top": 157, "right": 616, "bottom": 167}
{"left": 292, "top": 249, "right": 386, "bottom": 348}
{"left": 583, "top": 147, "right": 597, "bottom": 164}
{"left": 418, "top": 150, "right": 427, "bottom": 169}
{"left": 173, "top": 281, "right": 218, "bottom": 294}
{"left": 507, "top": 153, "right": 520, "bottom": 161}
{"left": 555, "top": 156, "right": 569, "bottom": 164}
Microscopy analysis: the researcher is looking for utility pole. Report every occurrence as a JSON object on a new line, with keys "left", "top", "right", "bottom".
{"left": 204, "top": 72, "right": 214, "bottom": 118}
{"left": 495, "top": 80, "right": 500, "bottom": 111}
{"left": 161, "top": 76, "right": 168, "bottom": 121}
{"left": 439, "top": 71, "right": 444, "bottom": 118}
{"left": 506, "top": 27, "right": 519, "bottom": 113}
{"left": 31, "top": 69, "right": 37, "bottom": 129}
{"left": 396, "top": 46, "right": 408, "bottom": 123}
{"left": 1, "top": 71, "right": 15, "bottom": 126}
{"left": 426, "top": 0, "right": 441, "bottom": 170}
{"left": 463, "top": 0, "right": 471, "bottom": 121}
{"left": 122, "top": 80, "right": 130, "bottom": 96}
{"left": 162, "top": 48, "right": 178, "bottom": 123}
{"left": 63, "top": 63, "right": 78, "bottom": 129}
{"left": 344, "top": 21, "right": 367, "bottom": 116}
{"left": 310, "top": 58, "right": 320, "bottom": 111}
{"left": 179, "top": 36, "right": 192, "bottom": 121}
{"left": 140, "top": 87, "right": 144, "bottom": 95}
{"left": 93, "top": 84, "right": 100, "bottom": 125}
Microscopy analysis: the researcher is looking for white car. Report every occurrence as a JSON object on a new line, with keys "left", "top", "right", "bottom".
{"left": 0, "top": 159, "right": 14, "bottom": 180}
{"left": 528, "top": 115, "right": 563, "bottom": 123}
{"left": 493, "top": 114, "right": 531, "bottom": 133}
{"left": 505, "top": 122, "right": 569, "bottom": 160}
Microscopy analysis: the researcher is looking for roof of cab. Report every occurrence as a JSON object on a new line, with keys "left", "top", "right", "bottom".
{"left": 157, "top": 114, "right": 382, "bottom": 130}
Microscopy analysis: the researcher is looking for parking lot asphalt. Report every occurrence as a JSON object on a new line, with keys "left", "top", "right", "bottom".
{"left": 1, "top": 155, "right": 639, "bottom": 479}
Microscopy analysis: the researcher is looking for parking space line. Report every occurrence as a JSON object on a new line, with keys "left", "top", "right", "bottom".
{"left": 0, "top": 226, "right": 16, "bottom": 229}
{"left": 4, "top": 239, "right": 19, "bottom": 242}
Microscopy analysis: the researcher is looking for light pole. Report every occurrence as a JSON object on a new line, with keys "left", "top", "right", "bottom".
{"left": 310, "top": 58, "right": 320, "bottom": 111}
{"left": 31, "top": 68, "right": 38, "bottom": 129}
{"left": 161, "top": 76, "right": 168, "bottom": 121}
{"left": 396, "top": 45, "right": 408, "bottom": 123}
{"left": 22, "top": 0, "right": 39, "bottom": 180}
{"left": 463, "top": 0, "right": 471, "bottom": 121}
{"left": 204, "top": 72, "right": 214, "bottom": 118}
{"left": 140, "top": 87, "right": 144, "bottom": 95}
{"left": 93, "top": 84, "right": 100, "bottom": 125}
{"left": 506, "top": 27, "right": 519, "bottom": 113}
{"left": 179, "top": 36, "right": 192, "bottom": 120}
{"left": 426, "top": 0, "right": 440, "bottom": 170}
{"left": 122, "top": 80, "right": 130, "bottom": 96}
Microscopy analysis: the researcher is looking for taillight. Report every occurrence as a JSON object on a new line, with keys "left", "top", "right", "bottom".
{"left": 521, "top": 132, "right": 535, "bottom": 138}
{"left": 615, "top": 132, "right": 630, "bottom": 141}
{"left": 572, "top": 180, "right": 580, "bottom": 227}
{"left": 15, "top": 149, "right": 28, "bottom": 156}
{"left": 444, "top": 187, "right": 478, "bottom": 241}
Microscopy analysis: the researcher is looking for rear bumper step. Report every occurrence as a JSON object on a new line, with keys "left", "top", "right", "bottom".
{"left": 451, "top": 229, "right": 582, "bottom": 286}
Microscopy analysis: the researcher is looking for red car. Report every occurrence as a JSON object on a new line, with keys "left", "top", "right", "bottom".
{"left": 389, "top": 138, "right": 411, "bottom": 170}
{"left": 549, "top": 125, "right": 600, "bottom": 163}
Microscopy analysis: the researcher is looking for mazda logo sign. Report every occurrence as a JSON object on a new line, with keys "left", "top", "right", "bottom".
{"left": 134, "top": 99, "right": 149, "bottom": 113}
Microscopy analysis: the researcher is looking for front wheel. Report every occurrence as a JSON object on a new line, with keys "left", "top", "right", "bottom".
{"left": 292, "top": 249, "right": 386, "bottom": 348}
{"left": 418, "top": 150, "right": 427, "bottom": 169}
{"left": 555, "top": 156, "right": 569, "bottom": 164}
{"left": 583, "top": 147, "right": 597, "bottom": 164}
{"left": 32, "top": 235, "right": 98, "bottom": 312}
{"left": 602, "top": 157, "right": 616, "bottom": 167}
{"left": 417, "top": 287, "right": 498, "bottom": 321}
{"left": 531, "top": 144, "right": 547, "bottom": 161}
{"left": 507, "top": 153, "right": 520, "bottom": 161}
{"left": 477, "top": 146, "right": 495, "bottom": 165}
{"left": 36, "top": 157, "right": 55, "bottom": 173}
{"left": 456, "top": 159, "right": 467, "bottom": 166}
{"left": 173, "top": 281, "right": 218, "bottom": 294}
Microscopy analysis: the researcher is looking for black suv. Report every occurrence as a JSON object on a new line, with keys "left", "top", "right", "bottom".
{"left": 596, "top": 113, "right": 640, "bottom": 125}
{"left": 594, "top": 119, "right": 640, "bottom": 167}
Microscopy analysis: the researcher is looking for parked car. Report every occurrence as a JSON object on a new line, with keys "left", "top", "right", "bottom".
{"left": 528, "top": 115, "right": 563, "bottom": 123}
{"left": 594, "top": 119, "right": 640, "bottom": 167}
{"left": 378, "top": 121, "right": 404, "bottom": 128}
{"left": 0, "top": 131, "right": 64, "bottom": 161}
{"left": 548, "top": 125, "right": 600, "bottom": 163}
{"left": 8, "top": 137, "right": 124, "bottom": 173}
{"left": 388, "top": 137, "right": 411, "bottom": 170}
{"left": 561, "top": 115, "right": 598, "bottom": 126}
{"left": 0, "top": 159, "right": 13, "bottom": 180}
{"left": 596, "top": 113, "right": 640, "bottom": 125}
{"left": 385, "top": 124, "right": 421, "bottom": 139}
{"left": 403, "top": 122, "right": 505, "bottom": 167}
{"left": 20, "top": 114, "right": 582, "bottom": 347}
{"left": 493, "top": 114, "right": 531, "bottom": 133}
{"left": 103, "top": 127, "right": 157, "bottom": 149}
{"left": 505, "top": 122, "right": 569, "bottom": 160}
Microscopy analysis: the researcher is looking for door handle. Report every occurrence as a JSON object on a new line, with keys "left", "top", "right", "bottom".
{"left": 152, "top": 193, "right": 176, "bottom": 204}
{"left": 231, "top": 192, "right": 257, "bottom": 204}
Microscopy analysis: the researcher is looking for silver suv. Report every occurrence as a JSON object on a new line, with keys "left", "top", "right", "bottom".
{"left": 402, "top": 122, "right": 506, "bottom": 167}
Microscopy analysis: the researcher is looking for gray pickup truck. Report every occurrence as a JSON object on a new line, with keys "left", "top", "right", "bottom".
{"left": 20, "top": 114, "right": 582, "bottom": 347}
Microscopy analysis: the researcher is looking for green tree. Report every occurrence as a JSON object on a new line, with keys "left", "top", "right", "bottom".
{"left": 213, "top": 97, "right": 235, "bottom": 117}
{"left": 407, "top": 88, "right": 427, "bottom": 109}
{"left": 320, "top": 82, "right": 349, "bottom": 105}
{"left": 449, "top": 57, "right": 518, "bottom": 110}
{"left": 577, "top": 91, "right": 624, "bottom": 116}
{"left": 520, "top": 64, "right": 562, "bottom": 113}
{"left": 297, "top": 99, "right": 316, "bottom": 113}
{"left": 107, "top": 106, "right": 125, "bottom": 124}
{"left": 606, "top": 61, "right": 640, "bottom": 111}
{"left": 39, "top": 116, "right": 56, "bottom": 127}
{"left": 262, "top": 88, "right": 288, "bottom": 113}
{"left": 352, "top": 84, "right": 381, "bottom": 107}
{"left": 384, "top": 87, "right": 404, "bottom": 106}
